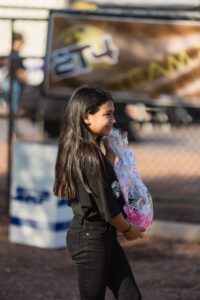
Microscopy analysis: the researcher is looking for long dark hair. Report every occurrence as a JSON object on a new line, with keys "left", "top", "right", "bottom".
{"left": 53, "top": 85, "right": 114, "bottom": 199}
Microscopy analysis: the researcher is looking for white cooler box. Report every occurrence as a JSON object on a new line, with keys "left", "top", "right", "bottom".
{"left": 9, "top": 141, "right": 73, "bottom": 249}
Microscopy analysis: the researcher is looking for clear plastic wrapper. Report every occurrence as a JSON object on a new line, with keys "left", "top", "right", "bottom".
{"left": 107, "top": 128, "right": 153, "bottom": 231}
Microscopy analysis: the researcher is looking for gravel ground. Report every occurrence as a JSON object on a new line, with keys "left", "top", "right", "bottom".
{"left": 1, "top": 216, "right": 200, "bottom": 300}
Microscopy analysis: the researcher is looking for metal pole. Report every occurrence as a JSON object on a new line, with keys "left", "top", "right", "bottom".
{"left": 6, "top": 22, "right": 14, "bottom": 215}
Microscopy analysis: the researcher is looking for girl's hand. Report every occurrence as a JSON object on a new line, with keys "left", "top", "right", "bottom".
{"left": 123, "top": 225, "right": 146, "bottom": 241}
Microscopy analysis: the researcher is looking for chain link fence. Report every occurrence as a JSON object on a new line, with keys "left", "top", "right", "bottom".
{"left": 114, "top": 102, "right": 200, "bottom": 222}
{"left": 133, "top": 123, "right": 200, "bottom": 221}
{"left": 0, "top": 10, "right": 200, "bottom": 223}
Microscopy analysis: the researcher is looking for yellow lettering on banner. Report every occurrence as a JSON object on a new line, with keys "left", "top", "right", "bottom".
{"left": 128, "top": 67, "right": 146, "bottom": 87}
{"left": 167, "top": 51, "right": 191, "bottom": 73}
{"left": 148, "top": 63, "right": 167, "bottom": 80}
{"left": 107, "top": 48, "right": 198, "bottom": 90}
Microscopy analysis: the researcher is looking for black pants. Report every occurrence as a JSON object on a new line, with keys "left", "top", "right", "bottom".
{"left": 66, "top": 215, "right": 142, "bottom": 300}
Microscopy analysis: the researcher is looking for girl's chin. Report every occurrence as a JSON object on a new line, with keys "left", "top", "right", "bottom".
{"left": 105, "top": 127, "right": 113, "bottom": 134}
{"left": 95, "top": 128, "right": 112, "bottom": 137}
{"left": 103, "top": 130, "right": 111, "bottom": 136}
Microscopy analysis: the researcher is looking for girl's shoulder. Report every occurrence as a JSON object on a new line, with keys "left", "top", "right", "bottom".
{"left": 80, "top": 152, "right": 114, "bottom": 181}
{"left": 80, "top": 156, "right": 96, "bottom": 179}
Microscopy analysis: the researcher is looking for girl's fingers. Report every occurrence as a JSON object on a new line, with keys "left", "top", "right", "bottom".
{"left": 140, "top": 227, "right": 146, "bottom": 232}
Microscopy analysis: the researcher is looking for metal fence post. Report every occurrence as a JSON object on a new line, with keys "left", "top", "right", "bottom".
{"left": 6, "top": 23, "right": 14, "bottom": 215}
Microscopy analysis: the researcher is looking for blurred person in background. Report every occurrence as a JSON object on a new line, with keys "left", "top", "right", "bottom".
{"left": 2, "top": 32, "right": 27, "bottom": 114}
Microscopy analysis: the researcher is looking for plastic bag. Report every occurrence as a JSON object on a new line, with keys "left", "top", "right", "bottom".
{"left": 107, "top": 128, "right": 153, "bottom": 231}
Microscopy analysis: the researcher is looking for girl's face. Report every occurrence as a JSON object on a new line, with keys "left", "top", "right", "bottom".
{"left": 83, "top": 101, "right": 116, "bottom": 138}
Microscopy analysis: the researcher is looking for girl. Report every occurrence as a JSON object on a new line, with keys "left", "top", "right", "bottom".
{"left": 53, "top": 85, "right": 145, "bottom": 300}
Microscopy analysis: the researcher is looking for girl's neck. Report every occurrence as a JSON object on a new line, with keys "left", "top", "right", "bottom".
{"left": 96, "top": 136, "right": 102, "bottom": 146}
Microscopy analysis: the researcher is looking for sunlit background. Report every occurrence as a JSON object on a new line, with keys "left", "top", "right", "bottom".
{"left": 0, "top": 1, "right": 200, "bottom": 299}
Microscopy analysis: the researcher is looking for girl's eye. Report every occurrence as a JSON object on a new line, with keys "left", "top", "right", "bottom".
{"left": 104, "top": 112, "right": 114, "bottom": 116}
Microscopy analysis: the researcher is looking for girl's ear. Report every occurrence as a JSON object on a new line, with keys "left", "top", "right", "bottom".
{"left": 82, "top": 112, "right": 91, "bottom": 125}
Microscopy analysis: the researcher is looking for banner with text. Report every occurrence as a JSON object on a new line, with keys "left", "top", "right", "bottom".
{"left": 44, "top": 11, "right": 200, "bottom": 105}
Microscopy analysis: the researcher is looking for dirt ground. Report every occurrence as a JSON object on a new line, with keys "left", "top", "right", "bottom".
{"left": 1, "top": 124, "right": 200, "bottom": 300}
{"left": 1, "top": 214, "right": 200, "bottom": 300}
